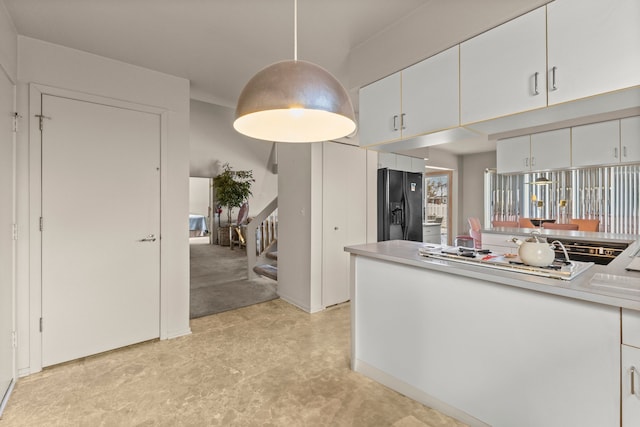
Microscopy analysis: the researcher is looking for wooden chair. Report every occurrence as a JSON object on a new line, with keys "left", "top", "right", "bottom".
{"left": 569, "top": 219, "right": 600, "bottom": 232}
{"left": 518, "top": 218, "right": 536, "bottom": 228}
{"left": 542, "top": 222, "right": 579, "bottom": 230}
{"left": 492, "top": 220, "right": 518, "bottom": 228}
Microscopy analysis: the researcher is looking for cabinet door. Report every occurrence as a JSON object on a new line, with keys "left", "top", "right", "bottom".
{"left": 530, "top": 128, "right": 571, "bottom": 171}
{"left": 572, "top": 120, "right": 620, "bottom": 167}
{"left": 621, "top": 116, "right": 640, "bottom": 164}
{"left": 377, "top": 152, "right": 396, "bottom": 169}
{"left": 460, "top": 7, "right": 547, "bottom": 124}
{"left": 496, "top": 135, "right": 531, "bottom": 174}
{"left": 547, "top": 0, "right": 640, "bottom": 105}
{"left": 402, "top": 46, "right": 459, "bottom": 138}
{"left": 322, "top": 142, "right": 366, "bottom": 308}
{"left": 395, "top": 154, "right": 413, "bottom": 172}
{"left": 622, "top": 345, "right": 640, "bottom": 426}
{"left": 359, "top": 73, "right": 401, "bottom": 146}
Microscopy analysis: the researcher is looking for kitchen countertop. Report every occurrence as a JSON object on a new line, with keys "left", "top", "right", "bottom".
{"left": 485, "top": 226, "right": 637, "bottom": 244}
{"left": 345, "top": 238, "right": 640, "bottom": 311}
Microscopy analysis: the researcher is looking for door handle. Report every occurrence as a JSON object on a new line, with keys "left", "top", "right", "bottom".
{"left": 140, "top": 234, "right": 157, "bottom": 242}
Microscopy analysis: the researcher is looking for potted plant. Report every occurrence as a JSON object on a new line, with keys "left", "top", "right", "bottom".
{"left": 212, "top": 163, "right": 254, "bottom": 245}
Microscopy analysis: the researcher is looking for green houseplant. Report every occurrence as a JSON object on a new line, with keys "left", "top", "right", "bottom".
{"left": 212, "top": 163, "right": 254, "bottom": 226}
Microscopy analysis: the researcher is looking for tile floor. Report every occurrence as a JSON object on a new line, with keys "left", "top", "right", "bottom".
{"left": 2, "top": 299, "right": 466, "bottom": 426}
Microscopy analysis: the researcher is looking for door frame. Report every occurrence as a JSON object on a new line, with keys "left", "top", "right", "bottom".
{"left": 28, "top": 84, "right": 169, "bottom": 373}
{"left": 0, "top": 64, "right": 16, "bottom": 416}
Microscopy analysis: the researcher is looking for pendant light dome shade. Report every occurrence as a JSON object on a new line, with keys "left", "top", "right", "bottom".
{"left": 233, "top": 60, "right": 357, "bottom": 143}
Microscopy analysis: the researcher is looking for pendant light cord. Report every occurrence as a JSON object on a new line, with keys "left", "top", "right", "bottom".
{"left": 294, "top": 0, "right": 298, "bottom": 61}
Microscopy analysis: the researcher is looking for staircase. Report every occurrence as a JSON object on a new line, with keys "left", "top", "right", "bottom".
{"left": 253, "top": 241, "right": 278, "bottom": 280}
{"left": 246, "top": 197, "right": 278, "bottom": 280}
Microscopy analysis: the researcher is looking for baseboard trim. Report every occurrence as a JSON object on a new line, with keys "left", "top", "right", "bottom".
{"left": 353, "top": 359, "right": 490, "bottom": 427}
{"left": 164, "top": 328, "right": 192, "bottom": 340}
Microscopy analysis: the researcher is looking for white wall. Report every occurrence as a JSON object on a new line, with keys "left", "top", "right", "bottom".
{"left": 189, "top": 177, "right": 210, "bottom": 216}
{"left": 0, "top": 2, "right": 16, "bottom": 82}
{"left": 190, "top": 100, "right": 278, "bottom": 221}
{"left": 460, "top": 151, "right": 497, "bottom": 232}
{"left": 277, "top": 143, "right": 316, "bottom": 311}
{"left": 15, "top": 36, "right": 191, "bottom": 375}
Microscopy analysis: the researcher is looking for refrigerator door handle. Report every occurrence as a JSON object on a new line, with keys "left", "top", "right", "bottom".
{"left": 402, "top": 173, "right": 409, "bottom": 240}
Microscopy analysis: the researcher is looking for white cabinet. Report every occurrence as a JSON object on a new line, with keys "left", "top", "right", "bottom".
{"left": 621, "top": 116, "right": 640, "bottom": 164}
{"left": 377, "top": 152, "right": 424, "bottom": 173}
{"left": 622, "top": 345, "right": 640, "bottom": 426}
{"left": 322, "top": 142, "right": 367, "bottom": 308}
{"left": 530, "top": 128, "right": 571, "bottom": 170}
{"left": 623, "top": 309, "right": 640, "bottom": 349}
{"left": 497, "top": 136, "right": 531, "bottom": 174}
{"left": 497, "top": 129, "right": 570, "bottom": 174}
{"left": 401, "top": 45, "right": 459, "bottom": 139}
{"left": 359, "top": 46, "right": 459, "bottom": 146}
{"left": 359, "top": 73, "right": 401, "bottom": 146}
{"left": 547, "top": 0, "right": 640, "bottom": 106}
{"left": 460, "top": 7, "right": 547, "bottom": 124}
{"left": 572, "top": 120, "right": 621, "bottom": 167}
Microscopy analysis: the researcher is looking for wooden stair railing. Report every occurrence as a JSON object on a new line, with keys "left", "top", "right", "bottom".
{"left": 246, "top": 197, "right": 278, "bottom": 279}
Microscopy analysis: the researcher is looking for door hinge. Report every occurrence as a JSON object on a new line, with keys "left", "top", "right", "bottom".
{"left": 34, "top": 114, "right": 51, "bottom": 131}
{"left": 12, "top": 112, "right": 21, "bottom": 133}
{"left": 12, "top": 223, "right": 18, "bottom": 240}
{"left": 39, "top": 318, "right": 43, "bottom": 332}
{"left": 11, "top": 331, "right": 17, "bottom": 348}
{"left": 39, "top": 217, "right": 44, "bottom": 231}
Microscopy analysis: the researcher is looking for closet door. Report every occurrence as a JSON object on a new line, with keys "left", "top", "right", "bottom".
{"left": 0, "top": 69, "right": 15, "bottom": 413}
{"left": 322, "top": 142, "right": 366, "bottom": 307}
{"left": 41, "top": 94, "right": 161, "bottom": 367}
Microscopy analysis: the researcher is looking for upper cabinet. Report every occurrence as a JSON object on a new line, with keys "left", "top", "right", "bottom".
{"left": 621, "top": 116, "right": 640, "bottom": 165}
{"left": 359, "top": 73, "right": 401, "bottom": 146}
{"left": 359, "top": 46, "right": 459, "bottom": 147}
{"left": 460, "top": 7, "right": 547, "bottom": 125}
{"left": 573, "top": 117, "right": 640, "bottom": 168}
{"left": 497, "top": 128, "right": 571, "bottom": 174}
{"left": 547, "top": 0, "right": 640, "bottom": 106}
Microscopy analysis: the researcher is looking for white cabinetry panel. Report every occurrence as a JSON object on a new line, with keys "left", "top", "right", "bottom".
{"left": 460, "top": 7, "right": 547, "bottom": 124}
{"left": 530, "top": 128, "right": 571, "bottom": 171}
{"left": 496, "top": 135, "right": 530, "bottom": 174}
{"left": 547, "top": 0, "right": 640, "bottom": 105}
{"left": 572, "top": 120, "right": 621, "bottom": 167}
{"left": 621, "top": 116, "right": 640, "bottom": 164}
{"left": 359, "top": 73, "right": 401, "bottom": 146}
{"left": 623, "top": 308, "right": 640, "bottom": 349}
{"left": 402, "top": 46, "right": 459, "bottom": 139}
{"left": 622, "top": 345, "right": 640, "bottom": 426}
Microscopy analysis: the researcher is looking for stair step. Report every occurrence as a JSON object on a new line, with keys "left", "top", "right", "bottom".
{"left": 253, "top": 264, "right": 277, "bottom": 281}
{"left": 266, "top": 251, "right": 278, "bottom": 260}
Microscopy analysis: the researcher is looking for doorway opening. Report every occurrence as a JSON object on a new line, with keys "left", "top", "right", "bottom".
{"left": 425, "top": 171, "right": 452, "bottom": 245}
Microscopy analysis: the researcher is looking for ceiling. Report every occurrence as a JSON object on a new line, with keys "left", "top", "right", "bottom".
{"left": 2, "top": 0, "right": 548, "bottom": 155}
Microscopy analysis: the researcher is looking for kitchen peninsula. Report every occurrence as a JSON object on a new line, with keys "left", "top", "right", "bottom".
{"left": 345, "top": 236, "right": 640, "bottom": 426}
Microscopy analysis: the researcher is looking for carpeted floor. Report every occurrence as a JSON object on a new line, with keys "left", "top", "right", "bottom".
{"left": 190, "top": 240, "right": 278, "bottom": 318}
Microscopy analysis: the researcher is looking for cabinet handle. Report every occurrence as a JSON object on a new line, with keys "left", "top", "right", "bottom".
{"left": 550, "top": 66, "right": 558, "bottom": 91}
{"left": 614, "top": 147, "right": 619, "bottom": 158}
{"left": 531, "top": 156, "right": 535, "bottom": 167}
{"left": 623, "top": 146, "right": 628, "bottom": 158}
{"left": 533, "top": 72, "right": 539, "bottom": 95}
{"left": 524, "top": 158, "right": 529, "bottom": 167}
{"left": 401, "top": 113, "right": 406, "bottom": 130}
{"left": 631, "top": 366, "right": 638, "bottom": 396}
{"left": 393, "top": 115, "right": 399, "bottom": 131}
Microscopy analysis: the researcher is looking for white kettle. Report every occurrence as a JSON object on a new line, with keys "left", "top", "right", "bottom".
{"left": 511, "top": 231, "right": 556, "bottom": 267}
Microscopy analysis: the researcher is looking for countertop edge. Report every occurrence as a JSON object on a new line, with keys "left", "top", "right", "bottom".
{"left": 345, "top": 240, "right": 640, "bottom": 311}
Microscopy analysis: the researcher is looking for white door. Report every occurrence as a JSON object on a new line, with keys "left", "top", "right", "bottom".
{"left": 322, "top": 142, "right": 366, "bottom": 307}
{"left": 41, "top": 94, "right": 160, "bottom": 367}
{"left": 0, "top": 70, "right": 15, "bottom": 411}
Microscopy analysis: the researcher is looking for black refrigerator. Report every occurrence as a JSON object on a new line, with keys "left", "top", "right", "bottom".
{"left": 377, "top": 168, "right": 423, "bottom": 242}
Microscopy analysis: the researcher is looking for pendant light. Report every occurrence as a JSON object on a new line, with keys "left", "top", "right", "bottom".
{"left": 233, "top": 0, "right": 357, "bottom": 143}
